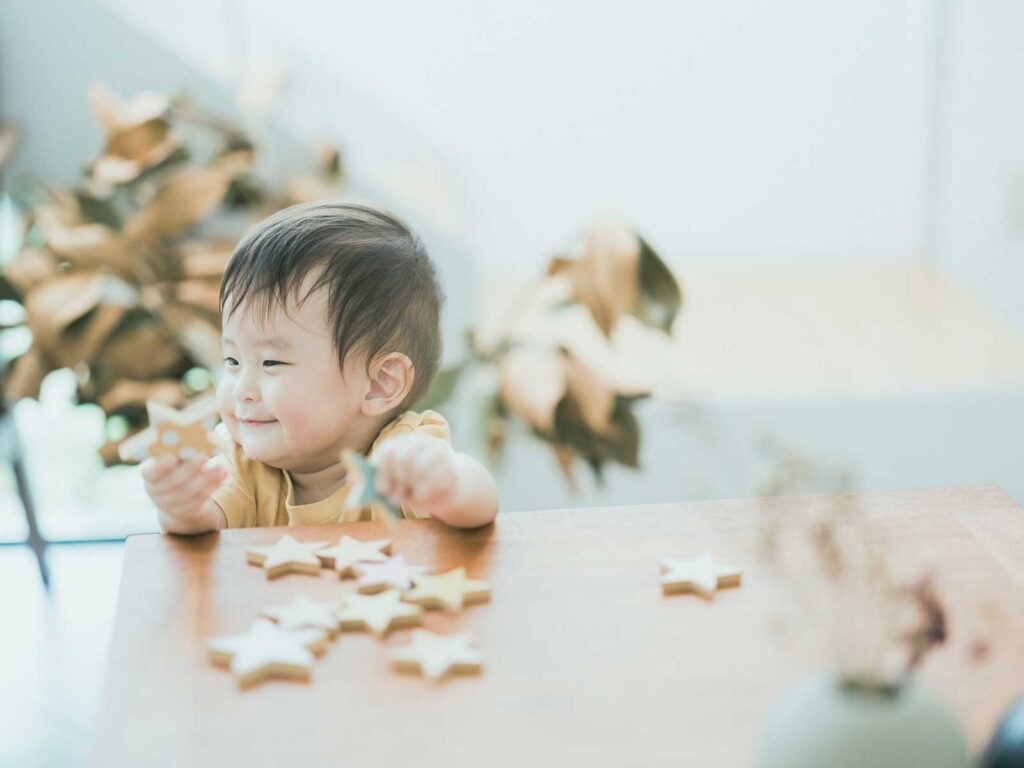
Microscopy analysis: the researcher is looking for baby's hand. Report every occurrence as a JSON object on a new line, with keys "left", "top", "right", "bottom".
{"left": 142, "top": 454, "right": 227, "bottom": 535}
{"left": 373, "top": 435, "right": 460, "bottom": 517}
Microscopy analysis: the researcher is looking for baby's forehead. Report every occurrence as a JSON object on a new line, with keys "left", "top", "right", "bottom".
{"left": 221, "top": 289, "right": 331, "bottom": 342}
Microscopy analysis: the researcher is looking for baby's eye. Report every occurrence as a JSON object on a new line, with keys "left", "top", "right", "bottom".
{"left": 263, "top": 360, "right": 285, "bottom": 368}
{"left": 223, "top": 357, "right": 239, "bottom": 367}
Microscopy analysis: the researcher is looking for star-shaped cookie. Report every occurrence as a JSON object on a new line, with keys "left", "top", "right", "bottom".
{"left": 316, "top": 535, "right": 392, "bottom": 577}
{"left": 246, "top": 534, "right": 329, "bottom": 579}
{"left": 403, "top": 567, "right": 491, "bottom": 613}
{"left": 334, "top": 589, "right": 423, "bottom": 637}
{"left": 391, "top": 629, "right": 484, "bottom": 681}
{"left": 118, "top": 397, "right": 220, "bottom": 462}
{"left": 208, "top": 619, "right": 329, "bottom": 686}
{"left": 260, "top": 593, "right": 342, "bottom": 636}
{"left": 340, "top": 450, "right": 400, "bottom": 523}
{"left": 353, "top": 555, "right": 432, "bottom": 594}
{"left": 660, "top": 553, "right": 742, "bottom": 599}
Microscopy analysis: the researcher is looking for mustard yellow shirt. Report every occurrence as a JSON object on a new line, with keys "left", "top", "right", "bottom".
{"left": 210, "top": 409, "right": 451, "bottom": 528}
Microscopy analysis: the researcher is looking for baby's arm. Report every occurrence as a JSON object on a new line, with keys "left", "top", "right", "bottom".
{"left": 142, "top": 455, "right": 229, "bottom": 535}
{"left": 373, "top": 435, "right": 498, "bottom": 528}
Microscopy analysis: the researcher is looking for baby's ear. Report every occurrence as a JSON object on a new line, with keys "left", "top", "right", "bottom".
{"left": 361, "top": 352, "right": 415, "bottom": 416}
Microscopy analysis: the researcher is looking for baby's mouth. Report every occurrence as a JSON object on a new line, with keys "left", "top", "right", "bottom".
{"left": 238, "top": 417, "right": 277, "bottom": 427}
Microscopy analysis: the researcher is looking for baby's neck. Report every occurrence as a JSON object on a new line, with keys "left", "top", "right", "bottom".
{"left": 288, "top": 460, "right": 349, "bottom": 506}
{"left": 285, "top": 420, "right": 384, "bottom": 506}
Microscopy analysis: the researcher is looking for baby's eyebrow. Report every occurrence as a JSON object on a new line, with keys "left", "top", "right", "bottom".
{"left": 220, "top": 336, "right": 294, "bottom": 351}
{"left": 260, "top": 337, "right": 295, "bottom": 351}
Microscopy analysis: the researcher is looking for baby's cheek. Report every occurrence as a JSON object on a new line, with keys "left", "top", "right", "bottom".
{"left": 214, "top": 381, "right": 239, "bottom": 438}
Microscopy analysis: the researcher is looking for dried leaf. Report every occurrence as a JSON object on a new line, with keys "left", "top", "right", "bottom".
{"left": 125, "top": 164, "right": 234, "bottom": 240}
{"left": 4, "top": 346, "right": 50, "bottom": 402}
{"left": 98, "top": 378, "right": 188, "bottom": 413}
{"left": 88, "top": 84, "right": 179, "bottom": 186}
{"left": 180, "top": 241, "right": 234, "bottom": 278}
{"left": 551, "top": 445, "right": 578, "bottom": 494}
{"left": 285, "top": 174, "right": 338, "bottom": 206}
{"left": 73, "top": 191, "right": 123, "bottom": 230}
{"left": 4, "top": 247, "right": 59, "bottom": 294}
{"left": 38, "top": 215, "right": 135, "bottom": 274}
{"left": 565, "top": 221, "right": 640, "bottom": 337}
{"left": 317, "top": 143, "right": 343, "bottom": 179}
{"left": 174, "top": 279, "right": 221, "bottom": 313}
{"left": 499, "top": 346, "right": 567, "bottom": 432}
{"left": 552, "top": 392, "right": 644, "bottom": 480}
{"left": 562, "top": 349, "right": 615, "bottom": 434}
{"left": 635, "top": 236, "right": 682, "bottom": 334}
{"left": 23, "top": 271, "right": 106, "bottom": 351}
{"left": 88, "top": 83, "right": 169, "bottom": 134}
{"left": 105, "top": 118, "right": 175, "bottom": 165}
{"left": 95, "top": 317, "right": 186, "bottom": 380}
{"left": 546, "top": 255, "right": 574, "bottom": 276}
{"left": 156, "top": 305, "right": 223, "bottom": 369}
{"left": 52, "top": 304, "right": 127, "bottom": 368}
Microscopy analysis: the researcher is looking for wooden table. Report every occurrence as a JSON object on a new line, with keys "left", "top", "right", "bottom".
{"left": 94, "top": 485, "right": 1024, "bottom": 766}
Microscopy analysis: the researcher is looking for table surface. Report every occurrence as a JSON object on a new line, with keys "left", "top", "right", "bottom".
{"left": 94, "top": 484, "right": 1024, "bottom": 766}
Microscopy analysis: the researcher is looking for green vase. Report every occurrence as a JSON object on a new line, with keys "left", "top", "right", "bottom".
{"left": 758, "top": 672, "right": 971, "bottom": 768}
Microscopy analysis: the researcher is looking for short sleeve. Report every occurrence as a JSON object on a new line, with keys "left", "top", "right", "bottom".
{"left": 369, "top": 409, "right": 451, "bottom": 454}
{"left": 209, "top": 424, "right": 258, "bottom": 528}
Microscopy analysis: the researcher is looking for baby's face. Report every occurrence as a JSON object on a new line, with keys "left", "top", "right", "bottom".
{"left": 217, "top": 287, "right": 368, "bottom": 472}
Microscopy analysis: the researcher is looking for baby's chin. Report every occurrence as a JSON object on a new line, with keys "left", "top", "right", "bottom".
{"left": 238, "top": 433, "right": 323, "bottom": 471}
{"left": 236, "top": 428, "right": 288, "bottom": 466}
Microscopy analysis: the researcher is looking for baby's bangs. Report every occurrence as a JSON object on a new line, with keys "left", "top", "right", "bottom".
{"left": 220, "top": 263, "right": 322, "bottom": 328}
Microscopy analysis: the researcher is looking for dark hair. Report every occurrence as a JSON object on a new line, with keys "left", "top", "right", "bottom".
{"left": 219, "top": 201, "right": 444, "bottom": 409}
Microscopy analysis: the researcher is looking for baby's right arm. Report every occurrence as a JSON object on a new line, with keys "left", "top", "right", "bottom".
{"left": 142, "top": 455, "right": 228, "bottom": 535}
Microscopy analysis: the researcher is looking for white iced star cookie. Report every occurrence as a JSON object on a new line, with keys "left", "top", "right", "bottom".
{"left": 335, "top": 589, "right": 423, "bottom": 637}
{"left": 660, "top": 553, "right": 742, "bottom": 599}
{"left": 246, "top": 534, "right": 329, "bottom": 579}
{"left": 391, "top": 629, "right": 483, "bottom": 682}
{"left": 208, "top": 619, "right": 329, "bottom": 686}
{"left": 316, "top": 535, "right": 392, "bottom": 577}
{"left": 260, "top": 593, "right": 342, "bottom": 636}
{"left": 353, "top": 555, "right": 432, "bottom": 594}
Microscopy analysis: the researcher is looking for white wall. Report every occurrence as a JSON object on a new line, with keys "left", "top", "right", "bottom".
{"left": 932, "top": 1, "right": 1024, "bottom": 331}
{"left": 97, "top": 0, "right": 935, "bottom": 274}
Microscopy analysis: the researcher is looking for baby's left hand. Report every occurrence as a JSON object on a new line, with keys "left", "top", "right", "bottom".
{"left": 372, "top": 435, "right": 460, "bottom": 516}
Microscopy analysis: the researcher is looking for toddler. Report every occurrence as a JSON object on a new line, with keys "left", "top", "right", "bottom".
{"left": 141, "top": 202, "right": 499, "bottom": 533}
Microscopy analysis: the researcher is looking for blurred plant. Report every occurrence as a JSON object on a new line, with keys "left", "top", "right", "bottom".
{"left": 418, "top": 221, "right": 682, "bottom": 491}
{"left": 756, "top": 439, "right": 948, "bottom": 694}
{"left": 0, "top": 85, "right": 345, "bottom": 463}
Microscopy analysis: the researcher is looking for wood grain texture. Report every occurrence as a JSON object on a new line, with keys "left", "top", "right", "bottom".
{"left": 93, "top": 484, "right": 1024, "bottom": 767}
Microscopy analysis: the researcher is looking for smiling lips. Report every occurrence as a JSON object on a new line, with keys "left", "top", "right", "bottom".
{"left": 238, "top": 417, "right": 276, "bottom": 427}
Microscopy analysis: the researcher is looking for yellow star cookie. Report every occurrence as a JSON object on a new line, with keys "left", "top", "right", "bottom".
{"left": 660, "top": 553, "right": 742, "bottom": 599}
{"left": 403, "top": 567, "right": 491, "bottom": 613}
{"left": 391, "top": 629, "right": 483, "bottom": 681}
{"left": 260, "top": 593, "right": 342, "bottom": 636}
{"left": 208, "top": 619, "right": 329, "bottom": 687}
{"left": 316, "top": 535, "right": 391, "bottom": 577}
{"left": 334, "top": 589, "right": 423, "bottom": 637}
{"left": 246, "top": 534, "right": 329, "bottom": 579}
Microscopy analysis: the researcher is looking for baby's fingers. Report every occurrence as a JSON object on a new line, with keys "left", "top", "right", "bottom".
{"left": 373, "top": 443, "right": 414, "bottom": 496}
{"left": 145, "top": 456, "right": 208, "bottom": 495}
{"left": 141, "top": 455, "right": 178, "bottom": 483}
{"left": 169, "top": 465, "right": 226, "bottom": 506}
{"left": 152, "top": 463, "right": 225, "bottom": 515}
